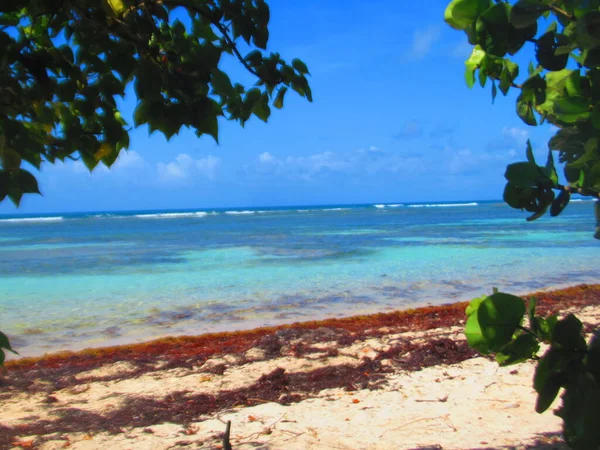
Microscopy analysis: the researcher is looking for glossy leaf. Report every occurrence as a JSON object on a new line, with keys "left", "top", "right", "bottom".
{"left": 444, "top": 0, "right": 491, "bottom": 31}
{"left": 496, "top": 333, "right": 540, "bottom": 366}
{"left": 477, "top": 292, "right": 526, "bottom": 352}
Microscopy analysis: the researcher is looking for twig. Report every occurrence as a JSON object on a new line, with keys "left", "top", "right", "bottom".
{"left": 548, "top": 3, "right": 575, "bottom": 21}
{"left": 222, "top": 420, "right": 232, "bottom": 450}
{"left": 160, "top": 0, "right": 266, "bottom": 82}
{"left": 381, "top": 415, "right": 449, "bottom": 436}
{"left": 415, "top": 395, "right": 448, "bottom": 403}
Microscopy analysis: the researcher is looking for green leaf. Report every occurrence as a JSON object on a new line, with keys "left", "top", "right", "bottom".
{"left": 466, "top": 294, "right": 487, "bottom": 317}
{"left": 503, "top": 182, "right": 536, "bottom": 210}
{"left": 576, "top": 11, "right": 600, "bottom": 50}
{"left": 536, "top": 315, "right": 558, "bottom": 342}
{"left": 558, "top": 374, "right": 600, "bottom": 449}
{"left": 525, "top": 139, "right": 535, "bottom": 164}
{"left": 445, "top": 0, "right": 491, "bottom": 31}
{"left": 535, "top": 31, "right": 570, "bottom": 71}
{"left": 528, "top": 297, "right": 537, "bottom": 330}
{"left": 106, "top": 0, "right": 125, "bottom": 15}
{"left": 499, "top": 59, "right": 519, "bottom": 95}
{"left": 553, "top": 96, "right": 591, "bottom": 123}
{"left": 18, "top": 170, "right": 41, "bottom": 194}
{"left": 211, "top": 68, "right": 234, "bottom": 95}
{"left": 292, "top": 59, "right": 310, "bottom": 75}
{"left": 1, "top": 148, "right": 21, "bottom": 171}
{"left": 534, "top": 348, "right": 565, "bottom": 413}
{"left": 517, "top": 97, "right": 537, "bottom": 125}
{"left": 553, "top": 314, "right": 586, "bottom": 352}
{"left": 465, "top": 308, "right": 489, "bottom": 354}
{"left": 252, "top": 93, "right": 271, "bottom": 122}
{"left": 464, "top": 46, "right": 486, "bottom": 88}
{"left": 478, "top": 292, "right": 526, "bottom": 352}
{"left": 496, "top": 333, "right": 540, "bottom": 366}
{"left": 550, "top": 189, "right": 570, "bottom": 217}
{"left": 592, "top": 103, "right": 600, "bottom": 130}
{"left": 504, "top": 161, "right": 542, "bottom": 187}
{"left": 273, "top": 86, "right": 287, "bottom": 109}
{"left": 475, "top": 3, "right": 511, "bottom": 57}
{"left": 0, "top": 331, "right": 17, "bottom": 354}
{"left": 587, "top": 330, "right": 600, "bottom": 385}
{"left": 510, "top": 1, "right": 547, "bottom": 29}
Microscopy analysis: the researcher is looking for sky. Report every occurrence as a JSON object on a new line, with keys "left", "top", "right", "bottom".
{"left": 1, "top": 0, "right": 558, "bottom": 214}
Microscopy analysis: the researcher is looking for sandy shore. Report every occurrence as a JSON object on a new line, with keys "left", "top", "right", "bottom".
{"left": 2, "top": 285, "right": 600, "bottom": 450}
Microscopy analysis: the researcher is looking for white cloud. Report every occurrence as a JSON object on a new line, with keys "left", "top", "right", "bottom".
{"left": 406, "top": 26, "right": 440, "bottom": 60}
{"left": 250, "top": 146, "right": 425, "bottom": 182}
{"left": 112, "top": 151, "right": 147, "bottom": 170}
{"left": 502, "top": 126, "right": 529, "bottom": 142}
{"left": 157, "top": 153, "right": 220, "bottom": 183}
{"left": 196, "top": 155, "right": 220, "bottom": 179}
{"left": 259, "top": 152, "right": 276, "bottom": 164}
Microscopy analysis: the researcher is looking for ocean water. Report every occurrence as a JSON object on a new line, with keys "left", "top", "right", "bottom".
{"left": 1, "top": 200, "right": 598, "bottom": 357}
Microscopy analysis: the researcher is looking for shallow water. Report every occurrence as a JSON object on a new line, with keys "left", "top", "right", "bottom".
{"left": 1, "top": 200, "right": 598, "bottom": 356}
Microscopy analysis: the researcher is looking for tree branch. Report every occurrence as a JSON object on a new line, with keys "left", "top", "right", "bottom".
{"left": 558, "top": 184, "right": 600, "bottom": 199}
{"left": 548, "top": 3, "right": 575, "bottom": 21}
{"left": 160, "top": 0, "right": 265, "bottom": 82}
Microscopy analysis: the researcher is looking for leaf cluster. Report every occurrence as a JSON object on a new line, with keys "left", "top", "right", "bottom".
{"left": 465, "top": 292, "right": 600, "bottom": 448}
{"left": 445, "top": 0, "right": 600, "bottom": 236}
{"left": 0, "top": 0, "right": 311, "bottom": 205}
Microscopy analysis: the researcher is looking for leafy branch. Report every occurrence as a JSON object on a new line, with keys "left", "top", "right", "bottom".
{"left": 446, "top": 0, "right": 600, "bottom": 447}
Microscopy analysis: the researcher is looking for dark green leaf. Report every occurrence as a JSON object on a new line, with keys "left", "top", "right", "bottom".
{"left": 496, "top": 332, "right": 540, "bottom": 366}
{"left": 550, "top": 189, "right": 570, "bottom": 217}
{"left": 587, "top": 330, "right": 600, "bottom": 385}
{"left": 18, "top": 170, "right": 40, "bottom": 194}
{"left": 0, "top": 331, "right": 17, "bottom": 353}
{"left": 273, "top": 86, "right": 287, "bottom": 109}
{"left": 525, "top": 139, "right": 535, "bottom": 164}
{"left": 528, "top": 297, "right": 537, "bottom": 330}
{"left": 535, "top": 31, "right": 570, "bottom": 71}
{"left": 252, "top": 93, "right": 271, "bottom": 122}
{"left": 553, "top": 314, "right": 586, "bottom": 352}
{"left": 292, "top": 59, "right": 310, "bottom": 75}
{"left": 517, "top": 97, "right": 537, "bottom": 125}
{"left": 510, "top": 1, "right": 547, "bottom": 29}
{"left": 534, "top": 348, "right": 564, "bottom": 413}
{"left": 504, "top": 161, "right": 542, "bottom": 187}
{"left": 576, "top": 11, "right": 600, "bottom": 50}
{"left": 553, "top": 96, "right": 591, "bottom": 123}
{"left": 536, "top": 315, "right": 558, "bottom": 342}
{"left": 557, "top": 374, "right": 600, "bottom": 449}
{"left": 475, "top": 3, "right": 511, "bottom": 57}
{"left": 1, "top": 148, "right": 21, "bottom": 171}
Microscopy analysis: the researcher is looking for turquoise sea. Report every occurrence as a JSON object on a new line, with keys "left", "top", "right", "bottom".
{"left": 1, "top": 200, "right": 598, "bottom": 357}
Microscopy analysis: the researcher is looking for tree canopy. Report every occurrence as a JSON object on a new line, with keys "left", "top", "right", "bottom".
{"left": 446, "top": 1, "right": 600, "bottom": 448}
{"left": 445, "top": 0, "right": 600, "bottom": 237}
{"left": 0, "top": 0, "right": 312, "bottom": 206}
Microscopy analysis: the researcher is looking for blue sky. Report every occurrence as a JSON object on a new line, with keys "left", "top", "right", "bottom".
{"left": 2, "top": 0, "right": 557, "bottom": 214}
